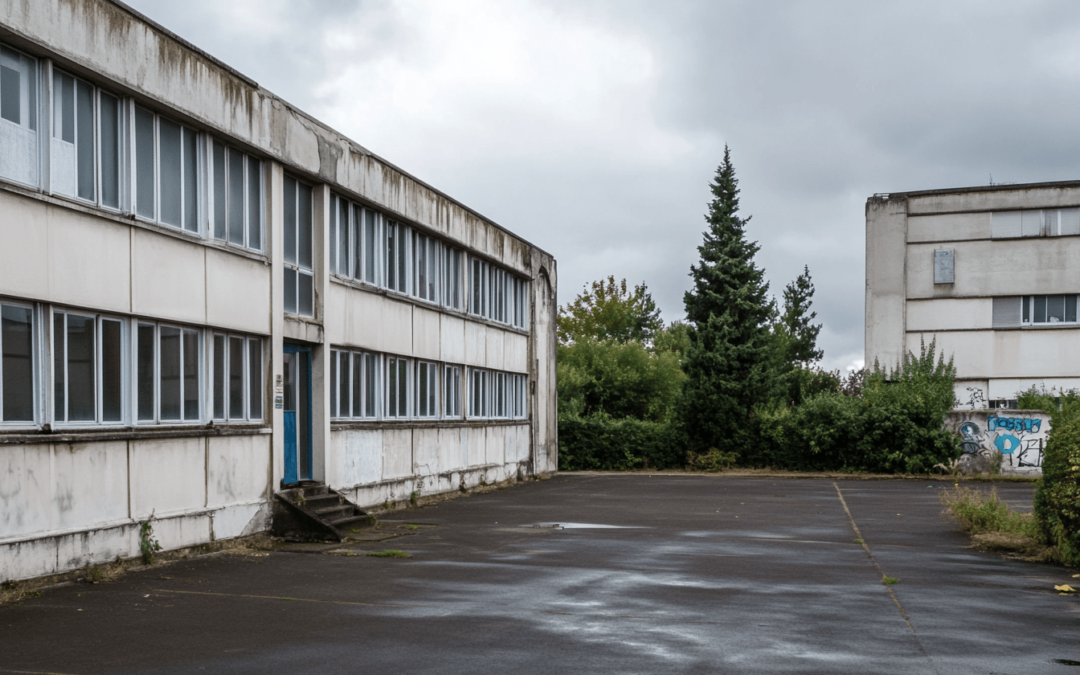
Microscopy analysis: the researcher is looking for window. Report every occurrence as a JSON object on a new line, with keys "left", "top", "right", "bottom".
{"left": 442, "top": 246, "right": 462, "bottom": 310}
{"left": 443, "top": 365, "right": 461, "bottom": 418}
{"left": 210, "top": 142, "right": 262, "bottom": 250}
{"left": 385, "top": 221, "right": 408, "bottom": 294}
{"left": 1022, "top": 295, "right": 1079, "bottom": 325}
{"left": 415, "top": 361, "right": 438, "bottom": 418}
{"left": 992, "top": 209, "right": 1080, "bottom": 239}
{"left": 329, "top": 195, "right": 381, "bottom": 284}
{"left": 468, "top": 257, "right": 528, "bottom": 328}
{"left": 385, "top": 355, "right": 409, "bottom": 418}
{"left": 211, "top": 334, "right": 263, "bottom": 422}
{"left": 0, "top": 302, "right": 35, "bottom": 424}
{"left": 468, "top": 367, "right": 527, "bottom": 420}
{"left": 330, "top": 349, "right": 380, "bottom": 419}
{"left": 284, "top": 176, "right": 314, "bottom": 317}
{"left": 412, "top": 232, "right": 439, "bottom": 303}
{"left": 134, "top": 107, "right": 199, "bottom": 233}
{"left": 0, "top": 45, "right": 39, "bottom": 187}
{"left": 50, "top": 70, "right": 121, "bottom": 210}
{"left": 52, "top": 310, "right": 125, "bottom": 425}
{"left": 136, "top": 322, "right": 201, "bottom": 423}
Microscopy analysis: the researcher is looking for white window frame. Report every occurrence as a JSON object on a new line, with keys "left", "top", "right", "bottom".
{"left": 134, "top": 321, "right": 203, "bottom": 425}
{"left": 208, "top": 139, "right": 263, "bottom": 251}
{"left": 0, "top": 300, "right": 39, "bottom": 427}
{"left": 1021, "top": 294, "right": 1079, "bottom": 326}
{"left": 0, "top": 43, "right": 41, "bottom": 189}
{"left": 283, "top": 175, "right": 315, "bottom": 317}
{"left": 384, "top": 354, "right": 410, "bottom": 419}
{"left": 443, "top": 365, "right": 462, "bottom": 419}
{"left": 131, "top": 104, "right": 202, "bottom": 234}
{"left": 211, "top": 332, "right": 263, "bottom": 423}
{"left": 51, "top": 308, "right": 129, "bottom": 427}
{"left": 414, "top": 360, "right": 439, "bottom": 418}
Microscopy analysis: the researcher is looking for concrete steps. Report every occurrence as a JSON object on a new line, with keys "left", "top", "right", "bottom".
{"left": 271, "top": 482, "right": 373, "bottom": 542}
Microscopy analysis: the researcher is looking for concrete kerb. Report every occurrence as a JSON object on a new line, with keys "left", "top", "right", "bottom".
{"left": 561, "top": 469, "right": 1039, "bottom": 482}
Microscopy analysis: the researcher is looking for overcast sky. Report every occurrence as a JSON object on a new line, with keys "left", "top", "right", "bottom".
{"left": 126, "top": 0, "right": 1080, "bottom": 371}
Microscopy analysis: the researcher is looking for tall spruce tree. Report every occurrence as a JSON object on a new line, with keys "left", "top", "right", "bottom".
{"left": 682, "top": 146, "right": 775, "bottom": 454}
{"left": 778, "top": 265, "right": 824, "bottom": 368}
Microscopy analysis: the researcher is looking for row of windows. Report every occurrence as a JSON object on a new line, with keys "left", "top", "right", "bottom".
{"left": 1023, "top": 295, "right": 1078, "bottom": 325}
{"left": 991, "top": 209, "right": 1080, "bottom": 239}
{"left": 329, "top": 194, "right": 526, "bottom": 328}
{"left": 329, "top": 348, "right": 527, "bottom": 421}
{"left": 0, "top": 300, "right": 263, "bottom": 427}
{"left": 0, "top": 43, "right": 529, "bottom": 330}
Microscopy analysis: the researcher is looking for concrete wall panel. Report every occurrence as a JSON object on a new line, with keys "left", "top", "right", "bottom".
{"left": 212, "top": 502, "right": 270, "bottom": 540}
{"left": 51, "top": 441, "right": 128, "bottom": 532}
{"left": 48, "top": 210, "right": 130, "bottom": 313}
{"left": 503, "top": 332, "right": 528, "bottom": 373}
{"left": 207, "top": 435, "right": 270, "bottom": 508}
{"left": 865, "top": 198, "right": 908, "bottom": 369}
{"left": 440, "top": 314, "right": 466, "bottom": 364}
{"left": 907, "top": 329, "right": 1080, "bottom": 381}
{"left": 466, "top": 427, "right": 486, "bottom": 468}
{"left": 337, "top": 429, "right": 383, "bottom": 487}
{"left": 907, "top": 212, "right": 990, "bottom": 243}
{"left": 205, "top": 249, "right": 271, "bottom": 334}
{"left": 907, "top": 240, "right": 1080, "bottom": 300}
{"left": 464, "top": 321, "right": 486, "bottom": 368}
{"left": 908, "top": 186, "right": 1080, "bottom": 215}
{"left": 346, "top": 291, "right": 412, "bottom": 355}
{"left": 486, "top": 426, "right": 506, "bottom": 467}
{"left": 413, "top": 307, "right": 441, "bottom": 361}
{"left": 0, "top": 444, "right": 52, "bottom": 539}
{"left": 324, "top": 282, "right": 350, "bottom": 346}
{"left": 486, "top": 328, "right": 505, "bottom": 371}
{"left": 381, "top": 429, "right": 413, "bottom": 480}
{"left": 906, "top": 298, "right": 991, "bottom": 331}
{"left": 437, "top": 427, "right": 466, "bottom": 474}
{"left": 0, "top": 192, "right": 48, "bottom": 300}
{"left": 129, "top": 437, "right": 205, "bottom": 519}
{"left": 131, "top": 230, "right": 206, "bottom": 324}
{"left": 412, "top": 428, "right": 440, "bottom": 478}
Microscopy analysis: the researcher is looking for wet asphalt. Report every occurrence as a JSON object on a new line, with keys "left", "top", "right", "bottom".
{"left": 1, "top": 475, "right": 1077, "bottom": 674}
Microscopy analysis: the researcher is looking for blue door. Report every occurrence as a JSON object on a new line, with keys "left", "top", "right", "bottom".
{"left": 282, "top": 345, "right": 313, "bottom": 486}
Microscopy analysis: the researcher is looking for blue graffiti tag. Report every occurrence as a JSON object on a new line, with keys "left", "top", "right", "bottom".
{"left": 994, "top": 434, "right": 1021, "bottom": 454}
{"left": 988, "top": 416, "right": 1041, "bottom": 434}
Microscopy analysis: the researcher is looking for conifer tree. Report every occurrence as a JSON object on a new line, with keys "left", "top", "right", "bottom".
{"left": 778, "top": 265, "right": 824, "bottom": 368}
{"left": 681, "top": 146, "right": 775, "bottom": 453}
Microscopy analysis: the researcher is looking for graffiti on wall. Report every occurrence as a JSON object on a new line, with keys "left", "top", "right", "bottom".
{"left": 945, "top": 410, "right": 1049, "bottom": 474}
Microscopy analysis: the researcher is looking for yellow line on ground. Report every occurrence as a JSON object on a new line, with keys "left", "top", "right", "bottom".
{"left": 152, "top": 588, "right": 423, "bottom": 609}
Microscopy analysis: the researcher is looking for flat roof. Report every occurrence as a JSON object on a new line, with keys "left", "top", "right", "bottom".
{"left": 874, "top": 179, "right": 1080, "bottom": 201}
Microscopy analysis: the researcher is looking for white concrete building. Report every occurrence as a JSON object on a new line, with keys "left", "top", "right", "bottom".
{"left": 0, "top": 0, "right": 558, "bottom": 583}
{"left": 865, "top": 181, "right": 1080, "bottom": 410}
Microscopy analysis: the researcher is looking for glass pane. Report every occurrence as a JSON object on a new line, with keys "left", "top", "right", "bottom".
{"left": 387, "top": 358, "right": 397, "bottom": 417}
{"left": 284, "top": 267, "right": 297, "bottom": 314}
{"left": 101, "top": 319, "right": 122, "bottom": 422}
{"left": 52, "top": 72, "right": 72, "bottom": 141}
{"left": 1022, "top": 295, "right": 1030, "bottom": 323}
{"left": 397, "top": 229, "right": 407, "bottom": 293}
{"left": 416, "top": 234, "right": 426, "bottom": 299}
{"left": 0, "top": 49, "right": 34, "bottom": 130}
{"left": 76, "top": 80, "right": 95, "bottom": 201}
{"left": 137, "top": 324, "right": 155, "bottom": 421}
{"left": 330, "top": 350, "right": 338, "bottom": 417}
{"left": 135, "top": 107, "right": 155, "bottom": 219}
{"left": 228, "top": 147, "right": 244, "bottom": 244}
{"left": 283, "top": 176, "right": 296, "bottom": 264}
{"left": 53, "top": 313, "right": 65, "bottom": 422}
{"left": 99, "top": 93, "right": 120, "bottom": 209}
{"left": 182, "top": 128, "right": 198, "bottom": 232}
{"left": 299, "top": 272, "right": 313, "bottom": 317}
{"left": 183, "top": 329, "right": 199, "bottom": 420}
{"left": 248, "top": 339, "right": 262, "bottom": 421}
{"left": 0, "top": 63, "right": 21, "bottom": 125}
{"left": 298, "top": 182, "right": 312, "bottom": 270}
{"left": 1034, "top": 295, "right": 1047, "bottom": 323}
{"left": 386, "top": 224, "right": 396, "bottom": 290}
{"left": 398, "top": 360, "right": 408, "bottom": 415}
{"left": 351, "top": 353, "right": 362, "bottom": 418}
{"left": 1061, "top": 208, "right": 1080, "bottom": 237}
{"left": 364, "top": 210, "right": 376, "bottom": 283}
{"left": 158, "top": 119, "right": 182, "bottom": 226}
{"left": 365, "top": 353, "right": 376, "bottom": 417}
{"left": 213, "top": 335, "right": 225, "bottom": 419}
{"left": 1048, "top": 295, "right": 1066, "bottom": 323}
{"left": 159, "top": 326, "right": 181, "bottom": 420}
{"left": 1068, "top": 296, "right": 1078, "bottom": 323}
{"left": 247, "top": 158, "right": 262, "bottom": 250}
{"left": 418, "top": 362, "right": 427, "bottom": 415}
{"left": 212, "top": 142, "right": 226, "bottom": 240}
{"left": 229, "top": 336, "right": 243, "bottom": 419}
{"left": 338, "top": 352, "right": 349, "bottom": 417}
{"left": 1, "top": 305, "right": 33, "bottom": 422}
{"left": 66, "top": 314, "right": 95, "bottom": 422}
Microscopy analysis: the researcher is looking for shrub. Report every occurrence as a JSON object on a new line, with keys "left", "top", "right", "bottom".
{"left": 686, "top": 449, "right": 738, "bottom": 472}
{"left": 557, "top": 340, "right": 685, "bottom": 422}
{"left": 940, "top": 486, "right": 1040, "bottom": 537}
{"left": 1033, "top": 413, "right": 1080, "bottom": 566}
{"left": 558, "top": 415, "right": 686, "bottom": 471}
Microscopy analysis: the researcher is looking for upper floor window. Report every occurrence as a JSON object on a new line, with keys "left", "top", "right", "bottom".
{"left": 134, "top": 106, "right": 199, "bottom": 233}
{"left": 385, "top": 221, "right": 408, "bottom": 294}
{"left": 284, "top": 175, "right": 314, "bottom": 317}
{"left": 210, "top": 142, "right": 262, "bottom": 251}
{"left": 443, "top": 365, "right": 462, "bottom": 419}
{"left": 470, "top": 258, "right": 528, "bottom": 329}
{"left": 0, "top": 302, "right": 35, "bottom": 425}
{"left": 51, "top": 70, "right": 121, "bottom": 210}
{"left": 1022, "top": 294, "right": 1079, "bottom": 325}
{"left": 385, "top": 355, "right": 409, "bottom": 418}
{"left": 329, "top": 194, "right": 380, "bottom": 285}
{"left": 442, "top": 247, "right": 462, "bottom": 310}
{"left": 413, "top": 232, "right": 439, "bottom": 303}
{"left": 992, "top": 208, "right": 1080, "bottom": 239}
{"left": 468, "top": 367, "right": 527, "bottom": 420}
{"left": 415, "top": 360, "right": 438, "bottom": 418}
{"left": 0, "top": 45, "right": 39, "bottom": 187}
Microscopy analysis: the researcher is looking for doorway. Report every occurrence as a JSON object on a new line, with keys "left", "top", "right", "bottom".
{"left": 282, "top": 344, "right": 312, "bottom": 486}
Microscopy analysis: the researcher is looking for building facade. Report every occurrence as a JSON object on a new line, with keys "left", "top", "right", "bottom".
{"left": 865, "top": 181, "right": 1080, "bottom": 410}
{"left": 0, "top": 0, "right": 558, "bottom": 583}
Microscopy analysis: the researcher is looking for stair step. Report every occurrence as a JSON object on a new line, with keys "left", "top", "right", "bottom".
{"left": 311, "top": 504, "right": 355, "bottom": 520}
{"left": 272, "top": 484, "right": 368, "bottom": 542}
{"left": 330, "top": 514, "right": 374, "bottom": 530}
{"left": 304, "top": 494, "right": 343, "bottom": 508}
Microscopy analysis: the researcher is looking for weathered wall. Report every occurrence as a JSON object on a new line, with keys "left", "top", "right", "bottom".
{"left": 944, "top": 410, "right": 1049, "bottom": 474}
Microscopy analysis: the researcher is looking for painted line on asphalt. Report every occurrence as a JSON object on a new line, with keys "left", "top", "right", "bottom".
{"left": 152, "top": 588, "right": 425, "bottom": 608}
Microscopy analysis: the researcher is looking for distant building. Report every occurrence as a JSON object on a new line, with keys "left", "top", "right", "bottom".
{"left": 866, "top": 181, "right": 1080, "bottom": 410}
{"left": 0, "top": 0, "right": 557, "bottom": 582}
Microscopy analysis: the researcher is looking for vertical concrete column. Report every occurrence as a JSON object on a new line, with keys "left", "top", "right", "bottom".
{"left": 865, "top": 196, "right": 909, "bottom": 370}
{"left": 268, "top": 162, "right": 285, "bottom": 491}
{"left": 311, "top": 184, "right": 331, "bottom": 485}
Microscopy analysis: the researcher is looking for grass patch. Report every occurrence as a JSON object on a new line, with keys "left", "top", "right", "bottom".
{"left": 406, "top": 524, "right": 419, "bottom": 530}
{"left": 882, "top": 577, "right": 899, "bottom": 586}
{"left": 941, "top": 485, "right": 1061, "bottom": 561}
{"left": 366, "top": 549, "right": 411, "bottom": 558}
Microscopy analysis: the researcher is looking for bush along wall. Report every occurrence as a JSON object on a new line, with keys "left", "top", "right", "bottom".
{"left": 1021, "top": 388, "right": 1080, "bottom": 567}
{"left": 557, "top": 416, "right": 686, "bottom": 471}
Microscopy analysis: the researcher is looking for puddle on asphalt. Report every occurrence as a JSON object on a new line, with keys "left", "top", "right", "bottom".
{"left": 530, "top": 522, "right": 646, "bottom": 530}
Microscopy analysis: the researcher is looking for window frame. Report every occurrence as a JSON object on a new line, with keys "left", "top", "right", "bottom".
{"left": 210, "top": 332, "right": 264, "bottom": 423}
{"left": 51, "top": 308, "right": 128, "bottom": 428}
{"left": 0, "top": 300, "right": 39, "bottom": 427}
{"left": 1021, "top": 294, "right": 1079, "bottom": 326}
{"left": 0, "top": 43, "right": 41, "bottom": 188}
{"left": 283, "top": 174, "right": 315, "bottom": 317}
{"left": 134, "top": 320, "right": 203, "bottom": 425}
{"left": 414, "top": 360, "right": 439, "bottom": 418}
{"left": 384, "top": 354, "right": 410, "bottom": 419}
{"left": 131, "top": 104, "right": 201, "bottom": 234}
{"left": 208, "top": 139, "right": 263, "bottom": 252}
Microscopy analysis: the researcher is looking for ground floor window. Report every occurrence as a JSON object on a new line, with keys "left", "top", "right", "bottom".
{"left": 330, "top": 349, "right": 379, "bottom": 419}
{"left": 53, "top": 310, "right": 125, "bottom": 425}
{"left": 468, "top": 367, "right": 527, "bottom": 420}
{"left": 212, "top": 334, "right": 263, "bottom": 422}
{"left": 0, "top": 302, "right": 35, "bottom": 424}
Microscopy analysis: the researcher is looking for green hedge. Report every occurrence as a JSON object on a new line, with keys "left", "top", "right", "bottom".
{"left": 558, "top": 416, "right": 685, "bottom": 471}
{"left": 1033, "top": 411, "right": 1080, "bottom": 567}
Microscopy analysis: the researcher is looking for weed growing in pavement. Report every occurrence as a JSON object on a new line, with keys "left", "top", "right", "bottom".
{"left": 940, "top": 486, "right": 1039, "bottom": 537}
{"left": 383, "top": 499, "right": 393, "bottom": 510}
{"left": 882, "top": 577, "right": 899, "bottom": 586}
{"left": 406, "top": 524, "right": 419, "bottom": 530}
{"left": 410, "top": 491, "right": 419, "bottom": 507}
{"left": 854, "top": 539, "right": 863, "bottom": 544}
{"left": 139, "top": 512, "right": 163, "bottom": 565}
{"left": 366, "top": 514, "right": 378, "bottom": 526}
{"left": 367, "top": 549, "right": 411, "bottom": 558}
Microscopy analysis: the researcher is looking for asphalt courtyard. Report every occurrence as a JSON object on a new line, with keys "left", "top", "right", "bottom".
{"left": 2, "top": 475, "right": 1078, "bottom": 674}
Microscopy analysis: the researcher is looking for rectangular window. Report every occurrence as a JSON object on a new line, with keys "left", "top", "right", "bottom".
{"left": 443, "top": 365, "right": 461, "bottom": 418}
{"left": 137, "top": 322, "right": 201, "bottom": 424}
{"left": 211, "top": 333, "right": 263, "bottom": 423}
{"left": 52, "top": 310, "right": 125, "bottom": 425}
{"left": 133, "top": 107, "right": 199, "bottom": 233}
{"left": 385, "top": 221, "right": 408, "bottom": 294}
{"left": 0, "top": 45, "right": 39, "bottom": 187}
{"left": 210, "top": 141, "right": 262, "bottom": 251}
{"left": 412, "top": 232, "right": 439, "bottom": 302}
{"left": 442, "top": 247, "right": 462, "bottom": 310}
{"left": 0, "top": 302, "right": 35, "bottom": 424}
{"left": 1021, "top": 294, "right": 1080, "bottom": 325}
{"left": 467, "top": 257, "right": 527, "bottom": 328}
{"left": 415, "top": 361, "right": 438, "bottom": 418}
{"left": 364, "top": 209, "right": 378, "bottom": 284}
{"left": 466, "top": 367, "right": 526, "bottom": 419}
{"left": 992, "top": 208, "right": 1080, "bottom": 239}
{"left": 385, "top": 355, "right": 409, "bottom": 418}
{"left": 330, "top": 195, "right": 350, "bottom": 277}
{"left": 284, "top": 176, "right": 314, "bottom": 317}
